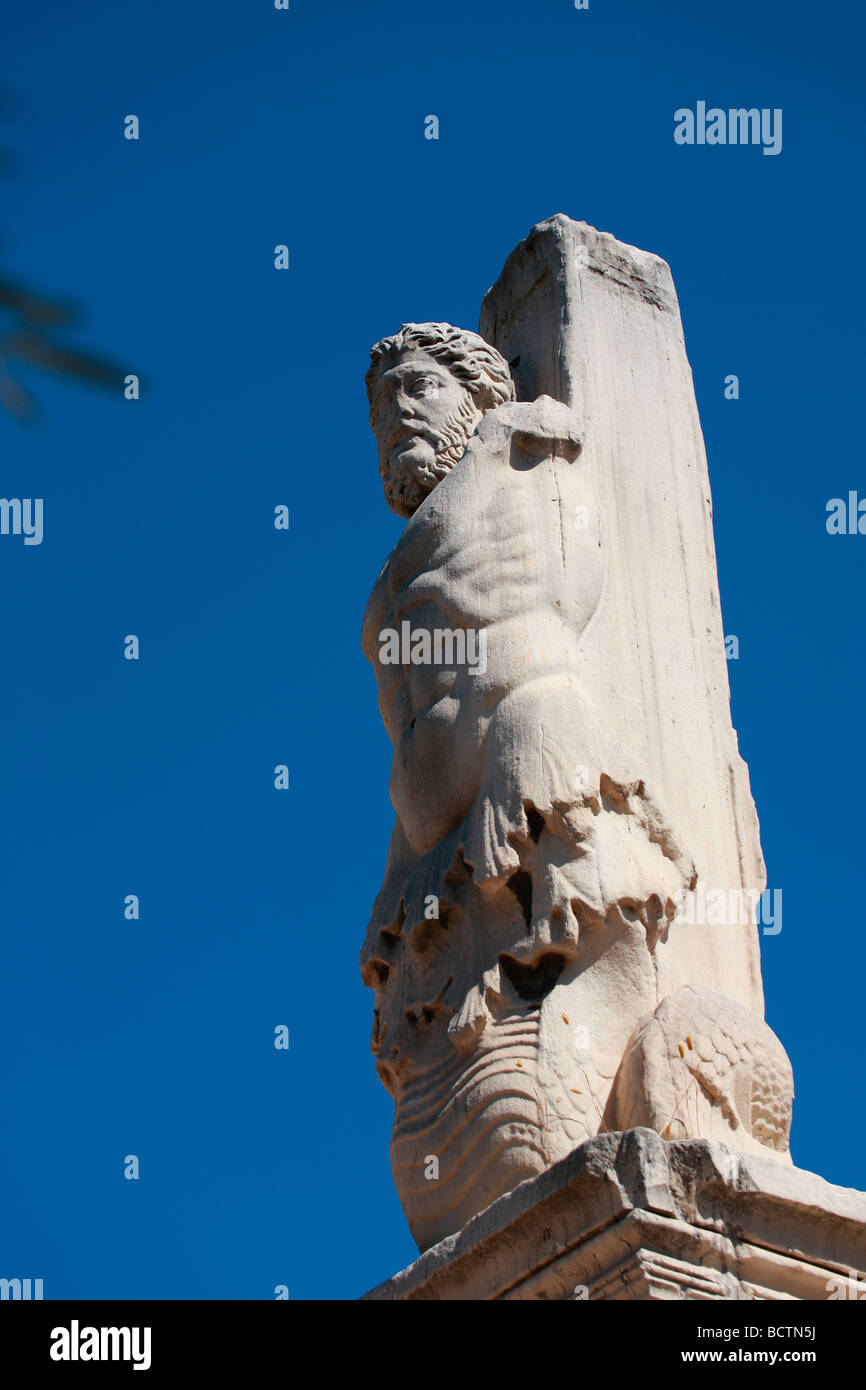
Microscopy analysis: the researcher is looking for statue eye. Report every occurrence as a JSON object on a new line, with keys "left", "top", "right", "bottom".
{"left": 412, "top": 376, "right": 437, "bottom": 394}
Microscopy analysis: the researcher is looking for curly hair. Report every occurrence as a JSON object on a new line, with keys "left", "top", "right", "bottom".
{"left": 365, "top": 322, "right": 515, "bottom": 419}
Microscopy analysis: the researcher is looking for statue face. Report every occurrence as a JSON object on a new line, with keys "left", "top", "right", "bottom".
{"left": 370, "top": 351, "right": 481, "bottom": 517}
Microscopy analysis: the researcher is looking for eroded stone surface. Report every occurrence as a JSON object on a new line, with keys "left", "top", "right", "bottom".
{"left": 361, "top": 1132, "right": 866, "bottom": 1301}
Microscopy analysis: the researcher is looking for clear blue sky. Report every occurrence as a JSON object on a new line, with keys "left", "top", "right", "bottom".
{"left": 2, "top": 0, "right": 863, "bottom": 1299}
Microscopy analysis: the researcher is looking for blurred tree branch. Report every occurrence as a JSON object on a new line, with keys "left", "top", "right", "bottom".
{"left": 1, "top": 86, "right": 129, "bottom": 420}
{"left": 0, "top": 276, "right": 126, "bottom": 418}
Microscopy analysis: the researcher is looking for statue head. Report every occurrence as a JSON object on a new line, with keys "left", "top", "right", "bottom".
{"left": 366, "top": 322, "right": 515, "bottom": 517}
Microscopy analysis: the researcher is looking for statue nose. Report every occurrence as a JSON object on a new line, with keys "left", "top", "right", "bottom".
{"left": 387, "top": 403, "right": 421, "bottom": 444}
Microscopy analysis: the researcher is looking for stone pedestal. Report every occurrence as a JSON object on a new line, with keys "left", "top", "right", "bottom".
{"left": 362, "top": 1129, "right": 866, "bottom": 1301}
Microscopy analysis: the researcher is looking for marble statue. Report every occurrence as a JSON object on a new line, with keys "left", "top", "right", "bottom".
{"left": 360, "top": 220, "right": 793, "bottom": 1253}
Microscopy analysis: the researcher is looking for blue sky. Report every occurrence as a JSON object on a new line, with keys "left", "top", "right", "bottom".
{"left": 1, "top": 0, "right": 864, "bottom": 1299}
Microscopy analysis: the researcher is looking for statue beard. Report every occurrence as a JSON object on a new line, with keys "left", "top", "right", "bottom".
{"left": 381, "top": 393, "right": 482, "bottom": 518}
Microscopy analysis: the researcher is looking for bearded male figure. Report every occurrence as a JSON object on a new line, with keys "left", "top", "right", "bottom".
{"left": 360, "top": 322, "right": 792, "bottom": 1253}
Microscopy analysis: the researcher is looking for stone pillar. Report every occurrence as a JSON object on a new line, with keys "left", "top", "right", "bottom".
{"left": 479, "top": 215, "right": 765, "bottom": 1013}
